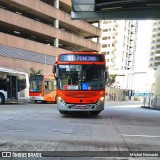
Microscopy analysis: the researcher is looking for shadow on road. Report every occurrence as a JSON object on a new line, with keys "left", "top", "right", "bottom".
{"left": 61, "top": 111, "right": 102, "bottom": 119}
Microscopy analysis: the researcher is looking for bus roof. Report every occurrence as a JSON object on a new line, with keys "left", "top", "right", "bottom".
{"left": 30, "top": 74, "right": 55, "bottom": 79}
{"left": 58, "top": 52, "right": 99, "bottom": 55}
{"left": 0, "top": 67, "right": 28, "bottom": 76}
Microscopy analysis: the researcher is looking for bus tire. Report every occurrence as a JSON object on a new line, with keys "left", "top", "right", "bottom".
{"left": 55, "top": 96, "right": 58, "bottom": 104}
{"left": 89, "top": 111, "right": 101, "bottom": 115}
{"left": 59, "top": 110, "right": 68, "bottom": 114}
{"left": 0, "top": 94, "right": 5, "bottom": 104}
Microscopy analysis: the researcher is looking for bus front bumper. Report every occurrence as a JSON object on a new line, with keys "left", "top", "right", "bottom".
{"left": 57, "top": 100, "right": 104, "bottom": 111}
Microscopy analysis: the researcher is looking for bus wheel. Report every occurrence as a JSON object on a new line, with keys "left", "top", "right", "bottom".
{"left": 55, "top": 96, "right": 58, "bottom": 104}
{"left": 59, "top": 110, "right": 68, "bottom": 114}
{"left": 89, "top": 111, "right": 101, "bottom": 115}
{"left": 0, "top": 94, "right": 5, "bottom": 104}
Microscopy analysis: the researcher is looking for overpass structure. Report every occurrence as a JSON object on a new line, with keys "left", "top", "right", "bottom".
{"left": 71, "top": 0, "right": 160, "bottom": 20}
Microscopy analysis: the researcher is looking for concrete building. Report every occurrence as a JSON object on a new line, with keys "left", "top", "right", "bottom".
{"left": 0, "top": 0, "right": 101, "bottom": 74}
{"left": 101, "top": 20, "right": 138, "bottom": 89}
{"left": 149, "top": 20, "right": 160, "bottom": 69}
{"left": 101, "top": 20, "right": 138, "bottom": 71}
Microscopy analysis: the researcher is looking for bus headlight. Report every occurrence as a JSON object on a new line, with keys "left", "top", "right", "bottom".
{"left": 97, "top": 96, "right": 104, "bottom": 104}
{"left": 58, "top": 96, "right": 66, "bottom": 104}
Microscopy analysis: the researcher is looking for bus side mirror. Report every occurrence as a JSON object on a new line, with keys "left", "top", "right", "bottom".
{"left": 105, "top": 71, "right": 109, "bottom": 83}
{"left": 53, "top": 64, "right": 56, "bottom": 74}
{"left": 53, "top": 64, "right": 58, "bottom": 79}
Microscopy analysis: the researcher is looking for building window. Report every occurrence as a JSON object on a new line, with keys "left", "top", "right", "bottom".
{"left": 102, "top": 36, "right": 111, "bottom": 40}
{"left": 156, "top": 44, "right": 160, "bottom": 48}
{"left": 103, "top": 29, "right": 108, "bottom": 32}
{"left": 103, "top": 21, "right": 108, "bottom": 24}
{"left": 102, "top": 44, "right": 107, "bottom": 48}
{"left": 103, "top": 28, "right": 111, "bottom": 32}
{"left": 102, "top": 52, "right": 106, "bottom": 55}
{"left": 102, "top": 37, "right": 107, "bottom": 40}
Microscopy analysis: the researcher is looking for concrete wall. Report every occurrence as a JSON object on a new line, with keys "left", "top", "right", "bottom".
{"left": 10, "top": 0, "right": 101, "bottom": 37}
{"left": 0, "top": 56, "right": 52, "bottom": 74}
{"left": 0, "top": 32, "right": 68, "bottom": 56}
{"left": 105, "top": 87, "right": 126, "bottom": 101}
{"left": 0, "top": 9, "right": 100, "bottom": 51}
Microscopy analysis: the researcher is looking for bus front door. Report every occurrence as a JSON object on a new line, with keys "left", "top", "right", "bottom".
{"left": 7, "top": 76, "right": 18, "bottom": 100}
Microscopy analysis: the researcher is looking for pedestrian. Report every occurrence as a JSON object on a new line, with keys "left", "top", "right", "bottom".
{"left": 114, "top": 93, "right": 116, "bottom": 101}
{"left": 109, "top": 93, "right": 111, "bottom": 100}
{"left": 111, "top": 93, "right": 114, "bottom": 101}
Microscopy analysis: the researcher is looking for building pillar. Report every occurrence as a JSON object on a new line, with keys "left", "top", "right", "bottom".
{"left": 153, "top": 65, "right": 160, "bottom": 108}
{"left": 154, "top": 65, "right": 160, "bottom": 96}
{"left": 97, "top": 21, "right": 102, "bottom": 44}
{"left": 54, "top": 38, "right": 59, "bottom": 48}
{"left": 54, "top": 0, "right": 59, "bottom": 47}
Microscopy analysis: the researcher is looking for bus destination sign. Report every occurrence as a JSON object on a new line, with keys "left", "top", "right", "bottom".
{"left": 77, "top": 55, "right": 96, "bottom": 61}
{"left": 59, "top": 54, "right": 104, "bottom": 62}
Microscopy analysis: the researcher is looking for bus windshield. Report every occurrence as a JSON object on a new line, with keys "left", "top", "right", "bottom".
{"left": 57, "top": 64, "right": 105, "bottom": 90}
{"left": 29, "top": 76, "right": 43, "bottom": 92}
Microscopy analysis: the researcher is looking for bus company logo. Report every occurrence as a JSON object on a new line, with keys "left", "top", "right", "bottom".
{"left": 2, "top": 152, "right": 11, "bottom": 157}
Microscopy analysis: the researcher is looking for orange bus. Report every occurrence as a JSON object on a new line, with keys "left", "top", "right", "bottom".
{"left": 53, "top": 52, "right": 108, "bottom": 115}
{"left": 29, "top": 75, "right": 56, "bottom": 103}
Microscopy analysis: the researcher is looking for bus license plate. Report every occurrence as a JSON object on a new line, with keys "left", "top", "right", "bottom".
{"left": 76, "top": 105, "right": 86, "bottom": 109}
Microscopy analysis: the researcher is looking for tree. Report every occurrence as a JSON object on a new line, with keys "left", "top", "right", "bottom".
{"left": 29, "top": 68, "right": 43, "bottom": 77}
{"left": 107, "top": 74, "right": 117, "bottom": 87}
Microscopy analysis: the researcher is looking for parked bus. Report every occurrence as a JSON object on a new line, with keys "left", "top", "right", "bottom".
{"left": 0, "top": 67, "right": 29, "bottom": 104}
{"left": 53, "top": 52, "right": 108, "bottom": 115}
{"left": 29, "top": 75, "right": 56, "bottom": 103}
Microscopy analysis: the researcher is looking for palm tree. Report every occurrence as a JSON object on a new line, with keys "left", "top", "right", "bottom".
{"left": 29, "top": 68, "right": 43, "bottom": 77}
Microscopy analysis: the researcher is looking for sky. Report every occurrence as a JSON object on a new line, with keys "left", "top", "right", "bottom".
{"left": 134, "top": 20, "right": 153, "bottom": 71}
{"left": 132, "top": 20, "right": 155, "bottom": 92}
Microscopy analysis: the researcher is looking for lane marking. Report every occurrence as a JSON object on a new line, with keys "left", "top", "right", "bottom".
{"left": 119, "top": 134, "right": 160, "bottom": 138}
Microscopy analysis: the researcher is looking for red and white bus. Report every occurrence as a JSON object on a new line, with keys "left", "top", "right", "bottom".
{"left": 53, "top": 52, "right": 108, "bottom": 115}
{"left": 29, "top": 75, "right": 56, "bottom": 103}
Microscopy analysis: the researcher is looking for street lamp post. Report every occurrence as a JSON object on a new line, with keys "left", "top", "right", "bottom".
{"left": 44, "top": 44, "right": 50, "bottom": 75}
{"left": 44, "top": 53, "right": 46, "bottom": 75}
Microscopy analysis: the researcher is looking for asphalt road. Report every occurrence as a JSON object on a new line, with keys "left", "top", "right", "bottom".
{"left": 0, "top": 101, "right": 160, "bottom": 160}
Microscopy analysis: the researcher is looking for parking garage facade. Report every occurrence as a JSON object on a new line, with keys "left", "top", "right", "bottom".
{"left": 0, "top": 0, "right": 101, "bottom": 74}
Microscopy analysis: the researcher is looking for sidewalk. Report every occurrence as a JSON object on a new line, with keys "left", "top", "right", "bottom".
{"left": 105, "top": 100, "right": 143, "bottom": 106}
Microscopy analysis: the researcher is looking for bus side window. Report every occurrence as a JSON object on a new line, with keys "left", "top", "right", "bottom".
{"left": 45, "top": 81, "right": 54, "bottom": 91}
{"left": 45, "top": 81, "right": 49, "bottom": 90}
{"left": 45, "top": 84, "right": 48, "bottom": 90}
{"left": 33, "top": 82, "right": 37, "bottom": 92}
{"left": 53, "top": 80, "right": 56, "bottom": 90}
